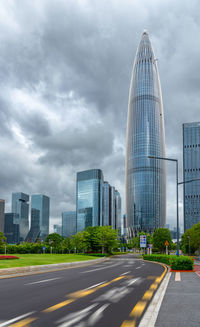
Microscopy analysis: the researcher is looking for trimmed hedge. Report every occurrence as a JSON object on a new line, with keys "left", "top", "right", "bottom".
{"left": 143, "top": 254, "right": 194, "bottom": 270}
{"left": 143, "top": 254, "right": 172, "bottom": 265}
{"left": 170, "top": 256, "right": 193, "bottom": 270}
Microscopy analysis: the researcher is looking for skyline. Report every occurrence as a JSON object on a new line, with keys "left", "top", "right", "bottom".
{"left": 0, "top": 1, "right": 200, "bottom": 231}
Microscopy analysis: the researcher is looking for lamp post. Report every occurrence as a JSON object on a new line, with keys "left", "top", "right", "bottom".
{"left": 148, "top": 156, "right": 180, "bottom": 256}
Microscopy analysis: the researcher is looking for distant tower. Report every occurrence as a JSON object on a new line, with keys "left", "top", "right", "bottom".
{"left": 0, "top": 199, "right": 5, "bottom": 233}
{"left": 62, "top": 211, "right": 76, "bottom": 237}
{"left": 125, "top": 31, "right": 166, "bottom": 237}
{"left": 102, "top": 182, "right": 110, "bottom": 226}
{"left": 76, "top": 169, "right": 103, "bottom": 232}
{"left": 183, "top": 122, "right": 200, "bottom": 231}
{"left": 31, "top": 194, "right": 50, "bottom": 241}
{"left": 12, "top": 192, "right": 29, "bottom": 241}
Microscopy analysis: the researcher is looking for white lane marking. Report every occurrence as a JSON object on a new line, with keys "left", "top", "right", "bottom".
{"left": 84, "top": 281, "right": 106, "bottom": 290}
{"left": 25, "top": 277, "right": 61, "bottom": 285}
{"left": 136, "top": 266, "right": 142, "bottom": 269}
{"left": 125, "top": 277, "right": 141, "bottom": 286}
{"left": 57, "top": 304, "right": 98, "bottom": 327}
{"left": 88, "top": 304, "right": 109, "bottom": 325}
{"left": 81, "top": 262, "right": 120, "bottom": 273}
{"left": 94, "top": 286, "right": 131, "bottom": 303}
{"left": 175, "top": 272, "right": 181, "bottom": 281}
{"left": 120, "top": 271, "right": 130, "bottom": 276}
{"left": 0, "top": 312, "right": 35, "bottom": 327}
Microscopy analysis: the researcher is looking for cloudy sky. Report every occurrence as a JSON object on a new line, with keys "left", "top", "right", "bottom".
{"left": 0, "top": 0, "right": 200, "bottom": 231}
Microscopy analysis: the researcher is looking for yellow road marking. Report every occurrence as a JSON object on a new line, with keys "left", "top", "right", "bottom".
{"left": 121, "top": 264, "right": 168, "bottom": 326}
{"left": 130, "top": 301, "right": 147, "bottom": 317}
{"left": 43, "top": 299, "right": 75, "bottom": 313}
{"left": 149, "top": 283, "right": 158, "bottom": 290}
{"left": 121, "top": 319, "right": 136, "bottom": 327}
{"left": 43, "top": 275, "right": 128, "bottom": 313}
{"left": 142, "top": 290, "right": 154, "bottom": 300}
{"left": 9, "top": 317, "right": 37, "bottom": 327}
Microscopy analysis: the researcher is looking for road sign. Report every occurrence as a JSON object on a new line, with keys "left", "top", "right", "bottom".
{"left": 165, "top": 241, "right": 169, "bottom": 246}
{"left": 140, "top": 235, "right": 147, "bottom": 248}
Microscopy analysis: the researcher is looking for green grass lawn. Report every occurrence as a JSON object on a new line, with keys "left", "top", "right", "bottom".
{"left": 0, "top": 254, "right": 99, "bottom": 269}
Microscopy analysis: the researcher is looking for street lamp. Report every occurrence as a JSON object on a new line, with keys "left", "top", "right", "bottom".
{"left": 148, "top": 156, "right": 180, "bottom": 256}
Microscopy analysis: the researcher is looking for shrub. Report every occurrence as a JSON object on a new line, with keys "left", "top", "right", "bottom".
{"left": 0, "top": 255, "right": 19, "bottom": 260}
{"left": 143, "top": 254, "right": 172, "bottom": 265}
{"left": 170, "top": 256, "right": 193, "bottom": 270}
{"left": 143, "top": 254, "right": 194, "bottom": 270}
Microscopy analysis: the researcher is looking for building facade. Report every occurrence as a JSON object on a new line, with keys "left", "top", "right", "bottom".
{"left": 4, "top": 213, "right": 20, "bottom": 244}
{"left": 125, "top": 31, "right": 166, "bottom": 237}
{"left": 183, "top": 122, "right": 200, "bottom": 231}
{"left": 102, "top": 182, "right": 110, "bottom": 226}
{"left": 115, "top": 190, "right": 122, "bottom": 232}
{"left": 0, "top": 199, "right": 5, "bottom": 233}
{"left": 53, "top": 224, "right": 62, "bottom": 236}
{"left": 12, "top": 192, "right": 29, "bottom": 241}
{"left": 62, "top": 211, "right": 76, "bottom": 238}
{"left": 31, "top": 194, "right": 50, "bottom": 241}
{"left": 26, "top": 208, "right": 40, "bottom": 243}
{"left": 109, "top": 186, "right": 115, "bottom": 228}
{"left": 76, "top": 169, "right": 103, "bottom": 232}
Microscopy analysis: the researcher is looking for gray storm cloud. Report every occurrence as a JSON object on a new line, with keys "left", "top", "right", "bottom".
{"left": 0, "top": 0, "right": 199, "bottom": 230}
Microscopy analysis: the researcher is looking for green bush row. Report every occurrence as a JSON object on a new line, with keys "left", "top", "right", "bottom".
{"left": 143, "top": 254, "right": 194, "bottom": 270}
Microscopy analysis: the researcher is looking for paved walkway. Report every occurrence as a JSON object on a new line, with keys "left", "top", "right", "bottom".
{"left": 155, "top": 271, "right": 200, "bottom": 327}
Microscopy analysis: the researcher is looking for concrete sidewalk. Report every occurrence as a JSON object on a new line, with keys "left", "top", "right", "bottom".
{"left": 155, "top": 271, "right": 200, "bottom": 327}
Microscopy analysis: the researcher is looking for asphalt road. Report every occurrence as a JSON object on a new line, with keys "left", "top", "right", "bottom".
{"left": 0, "top": 254, "right": 165, "bottom": 327}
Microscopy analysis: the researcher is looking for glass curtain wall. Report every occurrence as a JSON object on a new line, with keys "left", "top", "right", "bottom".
{"left": 126, "top": 31, "right": 166, "bottom": 236}
{"left": 183, "top": 122, "right": 200, "bottom": 231}
{"left": 76, "top": 169, "right": 103, "bottom": 232}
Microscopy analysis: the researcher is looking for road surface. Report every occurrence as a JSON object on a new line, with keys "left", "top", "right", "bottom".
{"left": 0, "top": 254, "right": 166, "bottom": 327}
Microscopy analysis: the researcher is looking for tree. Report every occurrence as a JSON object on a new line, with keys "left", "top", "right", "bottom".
{"left": 45, "top": 233, "right": 64, "bottom": 248}
{"left": 71, "top": 232, "right": 85, "bottom": 253}
{"left": 153, "top": 228, "right": 172, "bottom": 253}
{"left": 62, "top": 237, "right": 73, "bottom": 254}
{"left": 181, "top": 222, "right": 200, "bottom": 255}
{"left": 0, "top": 232, "right": 7, "bottom": 246}
{"left": 98, "top": 226, "right": 118, "bottom": 254}
{"left": 83, "top": 226, "right": 101, "bottom": 252}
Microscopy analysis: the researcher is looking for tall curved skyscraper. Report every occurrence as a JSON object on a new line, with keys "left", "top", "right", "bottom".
{"left": 125, "top": 31, "right": 166, "bottom": 237}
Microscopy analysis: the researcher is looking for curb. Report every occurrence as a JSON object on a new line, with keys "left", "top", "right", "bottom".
{"left": 0, "top": 257, "right": 108, "bottom": 279}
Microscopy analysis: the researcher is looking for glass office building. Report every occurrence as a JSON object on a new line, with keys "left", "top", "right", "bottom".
{"left": 31, "top": 194, "right": 50, "bottom": 241}
{"left": 109, "top": 186, "right": 116, "bottom": 228}
{"left": 53, "top": 224, "right": 62, "bottom": 236}
{"left": 26, "top": 209, "right": 40, "bottom": 243}
{"left": 4, "top": 213, "right": 20, "bottom": 244}
{"left": 126, "top": 31, "right": 166, "bottom": 236}
{"left": 76, "top": 169, "right": 103, "bottom": 232}
{"left": 12, "top": 192, "right": 29, "bottom": 242}
{"left": 102, "top": 182, "right": 110, "bottom": 226}
{"left": 115, "top": 190, "right": 122, "bottom": 232}
{"left": 0, "top": 199, "right": 5, "bottom": 233}
{"left": 62, "top": 211, "right": 76, "bottom": 237}
{"left": 183, "top": 122, "right": 200, "bottom": 231}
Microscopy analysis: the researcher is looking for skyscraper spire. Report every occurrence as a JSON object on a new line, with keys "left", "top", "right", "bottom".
{"left": 125, "top": 32, "right": 166, "bottom": 237}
